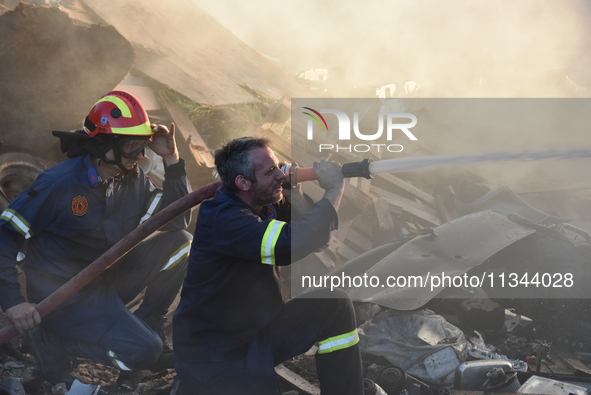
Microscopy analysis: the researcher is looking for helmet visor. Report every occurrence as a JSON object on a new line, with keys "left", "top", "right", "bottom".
{"left": 119, "top": 137, "right": 151, "bottom": 159}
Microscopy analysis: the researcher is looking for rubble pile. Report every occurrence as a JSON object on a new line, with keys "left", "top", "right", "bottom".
{"left": 0, "top": 2, "right": 135, "bottom": 164}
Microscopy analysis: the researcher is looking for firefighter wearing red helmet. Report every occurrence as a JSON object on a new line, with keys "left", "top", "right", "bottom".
{"left": 82, "top": 91, "right": 166, "bottom": 175}
{"left": 0, "top": 91, "right": 193, "bottom": 388}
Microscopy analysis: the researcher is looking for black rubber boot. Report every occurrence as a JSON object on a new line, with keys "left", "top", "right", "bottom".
{"left": 141, "top": 312, "right": 175, "bottom": 372}
{"left": 27, "top": 327, "right": 83, "bottom": 388}
{"left": 148, "top": 349, "right": 174, "bottom": 373}
{"left": 142, "top": 312, "right": 172, "bottom": 351}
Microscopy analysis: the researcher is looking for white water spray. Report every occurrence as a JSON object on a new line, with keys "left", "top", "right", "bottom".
{"left": 368, "top": 148, "right": 591, "bottom": 175}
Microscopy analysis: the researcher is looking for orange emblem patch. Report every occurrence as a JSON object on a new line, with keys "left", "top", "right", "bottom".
{"left": 72, "top": 195, "right": 88, "bottom": 217}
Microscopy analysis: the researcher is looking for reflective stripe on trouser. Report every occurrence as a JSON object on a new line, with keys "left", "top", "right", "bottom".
{"left": 260, "top": 220, "right": 286, "bottom": 265}
{"left": 160, "top": 240, "right": 191, "bottom": 272}
{"left": 107, "top": 350, "right": 132, "bottom": 371}
{"left": 317, "top": 329, "right": 359, "bottom": 354}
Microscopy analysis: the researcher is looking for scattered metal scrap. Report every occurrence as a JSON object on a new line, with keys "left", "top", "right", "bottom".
{"left": 275, "top": 364, "right": 320, "bottom": 395}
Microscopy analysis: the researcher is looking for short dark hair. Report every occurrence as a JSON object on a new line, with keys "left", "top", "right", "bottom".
{"left": 215, "top": 137, "right": 271, "bottom": 193}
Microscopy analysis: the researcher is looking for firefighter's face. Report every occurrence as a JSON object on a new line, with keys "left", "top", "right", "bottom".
{"left": 249, "top": 147, "right": 284, "bottom": 207}
{"left": 104, "top": 148, "right": 144, "bottom": 170}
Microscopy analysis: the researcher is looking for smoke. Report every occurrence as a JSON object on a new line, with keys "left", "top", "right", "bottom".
{"left": 193, "top": 0, "right": 591, "bottom": 217}
{"left": 192, "top": 0, "right": 591, "bottom": 97}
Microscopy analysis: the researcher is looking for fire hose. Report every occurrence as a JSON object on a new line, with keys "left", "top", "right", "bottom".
{"left": 0, "top": 181, "right": 221, "bottom": 345}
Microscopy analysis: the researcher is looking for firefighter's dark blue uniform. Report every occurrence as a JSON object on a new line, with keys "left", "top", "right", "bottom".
{"left": 0, "top": 153, "right": 192, "bottom": 370}
{"left": 173, "top": 188, "right": 363, "bottom": 395}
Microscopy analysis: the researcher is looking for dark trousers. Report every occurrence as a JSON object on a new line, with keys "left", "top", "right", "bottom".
{"left": 41, "top": 230, "right": 191, "bottom": 370}
{"left": 175, "top": 289, "right": 363, "bottom": 395}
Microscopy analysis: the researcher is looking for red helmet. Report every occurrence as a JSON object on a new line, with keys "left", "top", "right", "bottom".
{"left": 84, "top": 91, "right": 153, "bottom": 137}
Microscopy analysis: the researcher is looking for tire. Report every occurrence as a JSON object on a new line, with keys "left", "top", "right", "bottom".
{"left": 0, "top": 151, "right": 53, "bottom": 211}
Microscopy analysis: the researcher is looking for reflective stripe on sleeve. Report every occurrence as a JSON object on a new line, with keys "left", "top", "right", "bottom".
{"left": 316, "top": 329, "right": 359, "bottom": 354}
{"left": 260, "top": 220, "right": 286, "bottom": 265}
{"left": 160, "top": 240, "right": 192, "bottom": 272}
{"left": 1, "top": 209, "right": 32, "bottom": 239}
{"left": 139, "top": 191, "right": 163, "bottom": 225}
{"left": 107, "top": 350, "right": 132, "bottom": 371}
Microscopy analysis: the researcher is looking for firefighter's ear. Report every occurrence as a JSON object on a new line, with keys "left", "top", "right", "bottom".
{"left": 235, "top": 175, "right": 251, "bottom": 192}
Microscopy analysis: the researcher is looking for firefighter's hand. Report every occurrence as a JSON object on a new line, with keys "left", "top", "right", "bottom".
{"left": 149, "top": 123, "right": 179, "bottom": 166}
{"left": 314, "top": 159, "right": 344, "bottom": 210}
{"left": 6, "top": 302, "right": 41, "bottom": 334}
{"left": 314, "top": 159, "right": 344, "bottom": 192}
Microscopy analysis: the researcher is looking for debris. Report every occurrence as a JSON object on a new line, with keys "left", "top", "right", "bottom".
{"left": 423, "top": 347, "right": 462, "bottom": 383}
{"left": 2, "top": 362, "right": 23, "bottom": 369}
{"left": 362, "top": 378, "right": 388, "bottom": 395}
{"left": 480, "top": 366, "right": 520, "bottom": 393}
{"left": 344, "top": 210, "right": 534, "bottom": 310}
{"left": 166, "top": 103, "right": 215, "bottom": 170}
{"left": 0, "top": 377, "right": 26, "bottom": 395}
{"left": 457, "top": 299, "right": 505, "bottom": 331}
{"left": 51, "top": 382, "right": 68, "bottom": 395}
{"left": 460, "top": 186, "right": 566, "bottom": 226}
{"left": 503, "top": 310, "right": 534, "bottom": 335}
{"left": 557, "top": 352, "right": 591, "bottom": 377}
{"left": 275, "top": 364, "right": 320, "bottom": 395}
{"left": 165, "top": 102, "right": 216, "bottom": 188}
{"left": 517, "top": 375, "right": 589, "bottom": 395}
{"left": 80, "top": 0, "right": 309, "bottom": 106}
{"left": 359, "top": 309, "right": 467, "bottom": 386}
{"left": 454, "top": 360, "right": 515, "bottom": 391}
{"left": 0, "top": 3, "right": 135, "bottom": 163}
{"left": 63, "top": 379, "right": 98, "bottom": 395}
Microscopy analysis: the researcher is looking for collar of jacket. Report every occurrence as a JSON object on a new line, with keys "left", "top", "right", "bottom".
{"left": 83, "top": 153, "right": 139, "bottom": 187}
{"left": 218, "top": 187, "right": 272, "bottom": 220}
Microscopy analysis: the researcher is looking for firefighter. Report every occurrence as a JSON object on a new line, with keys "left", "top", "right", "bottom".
{"left": 173, "top": 137, "right": 363, "bottom": 394}
{"left": 0, "top": 91, "right": 192, "bottom": 387}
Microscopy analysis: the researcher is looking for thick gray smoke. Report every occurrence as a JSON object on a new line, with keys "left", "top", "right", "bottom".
{"left": 193, "top": 0, "right": 591, "bottom": 97}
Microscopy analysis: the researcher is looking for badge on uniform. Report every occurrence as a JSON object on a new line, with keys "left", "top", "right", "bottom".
{"left": 72, "top": 195, "right": 88, "bottom": 217}
{"left": 265, "top": 205, "right": 277, "bottom": 220}
{"left": 87, "top": 168, "right": 100, "bottom": 185}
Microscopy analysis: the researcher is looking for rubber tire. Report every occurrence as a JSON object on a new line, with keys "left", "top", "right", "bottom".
{"left": 0, "top": 151, "right": 53, "bottom": 211}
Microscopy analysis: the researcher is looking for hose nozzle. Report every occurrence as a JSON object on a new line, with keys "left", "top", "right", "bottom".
{"left": 281, "top": 158, "right": 374, "bottom": 187}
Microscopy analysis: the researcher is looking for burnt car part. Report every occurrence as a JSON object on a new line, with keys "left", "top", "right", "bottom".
{"left": 333, "top": 210, "right": 535, "bottom": 310}
{"left": 454, "top": 359, "right": 516, "bottom": 391}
